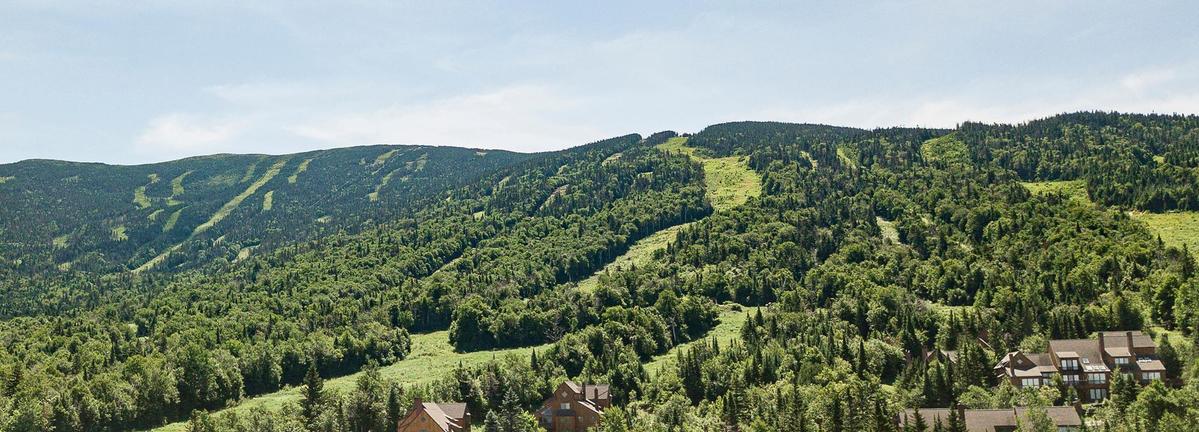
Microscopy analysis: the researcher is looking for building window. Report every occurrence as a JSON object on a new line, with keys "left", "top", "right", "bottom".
{"left": 1089, "top": 388, "right": 1108, "bottom": 400}
{"left": 1087, "top": 373, "right": 1106, "bottom": 384}
{"left": 561, "top": 403, "right": 570, "bottom": 410}
{"left": 1021, "top": 378, "right": 1040, "bottom": 387}
{"left": 1060, "top": 359, "right": 1079, "bottom": 370}
{"left": 1115, "top": 357, "right": 1129, "bottom": 366}
{"left": 1143, "top": 372, "right": 1161, "bottom": 381}
{"left": 1063, "top": 374, "right": 1079, "bottom": 385}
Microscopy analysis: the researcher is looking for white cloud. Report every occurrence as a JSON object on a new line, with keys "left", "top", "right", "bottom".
{"left": 136, "top": 113, "right": 245, "bottom": 155}
{"left": 287, "top": 84, "right": 606, "bottom": 152}
{"left": 1121, "top": 67, "right": 1179, "bottom": 93}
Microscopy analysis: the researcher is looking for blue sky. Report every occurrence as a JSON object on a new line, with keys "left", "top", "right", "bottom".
{"left": 2, "top": 1, "right": 1197, "bottom": 164}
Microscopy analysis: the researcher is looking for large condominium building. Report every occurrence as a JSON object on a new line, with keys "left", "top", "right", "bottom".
{"left": 994, "top": 331, "right": 1166, "bottom": 402}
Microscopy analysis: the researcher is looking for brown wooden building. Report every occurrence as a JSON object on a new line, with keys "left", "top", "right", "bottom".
{"left": 994, "top": 330, "right": 1165, "bottom": 402}
{"left": 397, "top": 398, "right": 471, "bottom": 432}
{"left": 537, "top": 381, "right": 610, "bottom": 432}
{"left": 898, "top": 406, "right": 1082, "bottom": 431}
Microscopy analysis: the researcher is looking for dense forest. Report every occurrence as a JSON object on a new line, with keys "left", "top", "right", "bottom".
{"left": 2, "top": 112, "right": 1198, "bottom": 431}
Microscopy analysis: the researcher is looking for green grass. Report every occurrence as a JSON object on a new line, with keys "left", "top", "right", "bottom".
{"left": 147, "top": 209, "right": 164, "bottom": 222}
{"left": 576, "top": 223, "right": 692, "bottom": 292}
{"left": 168, "top": 171, "right": 193, "bottom": 205}
{"left": 150, "top": 331, "right": 550, "bottom": 432}
{"left": 193, "top": 159, "right": 287, "bottom": 235}
{"left": 645, "top": 304, "right": 758, "bottom": 375}
{"left": 1021, "top": 180, "right": 1093, "bottom": 205}
{"left": 110, "top": 226, "right": 128, "bottom": 242}
{"left": 0, "top": 176, "right": 14, "bottom": 184}
{"left": 262, "top": 190, "right": 274, "bottom": 211}
{"left": 877, "top": 217, "right": 899, "bottom": 243}
{"left": 836, "top": 144, "right": 859, "bottom": 168}
{"left": 369, "top": 168, "right": 400, "bottom": 202}
{"left": 52, "top": 234, "right": 70, "bottom": 248}
{"left": 1130, "top": 211, "right": 1199, "bottom": 259}
{"left": 133, "top": 186, "right": 151, "bottom": 209}
{"left": 657, "top": 137, "right": 762, "bottom": 211}
{"left": 373, "top": 149, "right": 398, "bottom": 168}
{"left": 240, "top": 162, "right": 258, "bottom": 183}
{"left": 288, "top": 159, "right": 311, "bottom": 184}
{"left": 921, "top": 133, "right": 969, "bottom": 164}
{"left": 162, "top": 208, "right": 184, "bottom": 232}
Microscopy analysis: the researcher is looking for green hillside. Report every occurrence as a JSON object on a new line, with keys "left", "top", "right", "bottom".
{"left": 0, "top": 146, "right": 528, "bottom": 275}
{"left": 3, "top": 113, "right": 1199, "bottom": 431}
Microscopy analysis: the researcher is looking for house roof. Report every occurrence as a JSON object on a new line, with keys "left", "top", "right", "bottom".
{"left": 1048, "top": 339, "right": 1103, "bottom": 369}
{"left": 1015, "top": 407, "right": 1083, "bottom": 427}
{"left": 900, "top": 407, "right": 1081, "bottom": 431}
{"left": 1105, "top": 347, "right": 1133, "bottom": 358}
{"left": 407, "top": 402, "right": 469, "bottom": 432}
{"left": 564, "top": 381, "right": 611, "bottom": 401}
{"left": 1100, "top": 331, "right": 1155, "bottom": 349}
{"left": 1137, "top": 359, "right": 1166, "bottom": 372}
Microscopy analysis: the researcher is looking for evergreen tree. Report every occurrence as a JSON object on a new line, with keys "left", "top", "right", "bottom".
{"left": 301, "top": 364, "right": 325, "bottom": 431}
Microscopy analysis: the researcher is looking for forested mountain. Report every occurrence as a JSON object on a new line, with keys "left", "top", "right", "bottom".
{"left": 0, "top": 145, "right": 528, "bottom": 275}
{"left": 2, "top": 112, "right": 1198, "bottom": 432}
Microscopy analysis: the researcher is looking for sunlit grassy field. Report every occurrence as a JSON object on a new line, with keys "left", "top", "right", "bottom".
{"left": 151, "top": 331, "right": 551, "bottom": 431}
{"left": 1130, "top": 211, "right": 1199, "bottom": 257}
{"left": 657, "top": 137, "right": 762, "bottom": 211}
{"left": 576, "top": 222, "right": 692, "bottom": 292}
{"left": 1021, "top": 179, "right": 1092, "bottom": 205}
{"left": 645, "top": 304, "right": 759, "bottom": 375}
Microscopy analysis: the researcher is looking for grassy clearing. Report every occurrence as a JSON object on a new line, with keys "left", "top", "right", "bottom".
{"left": 0, "top": 176, "right": 14, "bottom": 184}
{"left": 262, "top": 190, "right": 274, "bottom": 211}
{"left": 147, "top": 209, "right": 164, "bottom": 222}
{"left": 151, "top": 332, "right": 550, "bottom": 432}
{"left": 921, "top": 133, "right": 969, "bottom": 164}
{"left": 193, "top": 159, "right": 287, "bottom": 236}
{"left": 240, "top": 162, "right": 258, "bottom": 183}
{"left": 168, "top": 171, "right": 193, "bottom": 205}
{"left": 877, "top": 217, "right": 899, "bottom": 243}
{"left": 52, "top": 234, "right": 70, "bottom": 248}
{"left": 110, "top": 226, "right": 128, "bottom": 242}
{"left": 162, "top": 208, "right": 184, "bottom": 232}
{"left": 656, "top": 137, "right": 762, "bottom": 211}
{"left": 406, "top": 153, "right": 429, "bottom": 172}
{"left": 576, "top": 223, "right": 692, "bottom": 292}
{"left": 288, "top": 159, "right": 311, "bottom": 184}
{"left": 645, "top": 304, "right": 758, "bottom": 375}
{"left": 132, "top": 186, "right": 151, "bottom": 209}
{"left": 836, "top": 144, "right": 859, "bottom": 168}
{"left": 373, "top": 149, "right": 398, "bottom": 168}
{"left": 1021, "top": 180, "right": 1093, "bottom": 205}
{"left": 369, "top": 169, "right": 401, "bottom": 202}
{"left": 1131, "top": 211, "right": 1199, "bottom": 258}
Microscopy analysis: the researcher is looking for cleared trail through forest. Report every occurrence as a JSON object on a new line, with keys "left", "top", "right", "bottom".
{"left": 576, "top": 136, "right": 762, "bottom": 291}
{"left": 151, "top": 137, "right": 764, "bottom": 430}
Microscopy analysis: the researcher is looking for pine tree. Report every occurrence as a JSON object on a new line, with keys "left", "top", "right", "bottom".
{"left": 386, "top": 384, "right": 405, "bottom": 431}
{"left": 301, "top": 364, "right": 325, "bottom": 431}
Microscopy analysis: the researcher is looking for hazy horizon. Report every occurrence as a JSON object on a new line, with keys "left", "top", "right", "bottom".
{"left": 3, "top": 1, "right": 1198, "bottom": 164}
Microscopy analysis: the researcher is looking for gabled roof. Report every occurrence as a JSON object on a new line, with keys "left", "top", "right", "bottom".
{"left": 1100, "top": 331, "right": 1155, "bottom": 349}
{"left": 564, "top": 381, "right": 611, "bottom": 401}
{"left": 399, "top": 401, "right": 469, "bottom": 432}
{"left": 1137, "top": 359, "right": 1166, "bottom": 372}
{"left": 900, "top": 407, "right": 1082, "bottom": 431}
{"left": 1048, "top": 339, "right": 1103, "bottom": 370}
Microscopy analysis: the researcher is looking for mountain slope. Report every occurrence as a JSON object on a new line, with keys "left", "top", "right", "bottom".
{"left": 0, "top": 145, "right": 529, "bottom": 274}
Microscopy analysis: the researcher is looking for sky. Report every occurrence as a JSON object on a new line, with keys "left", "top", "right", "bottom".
{"left": 1, "top": 1, "right": 1198, "bottom": 164}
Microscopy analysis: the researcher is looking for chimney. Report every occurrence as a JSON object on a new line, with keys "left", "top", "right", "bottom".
{"left": 413, "top": 397, "right": 422, "bottom": 410}
{"left": 956, "top": 403, "right": 966, "bottom": 422}
{"left": 1126, "top": 331, "right": 1134, "bottom": 350}
{"left": 1098, "top": 332, "right": 1105, "bottom": 356}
